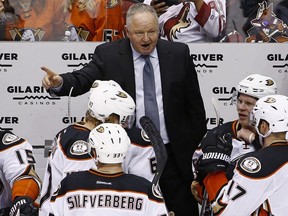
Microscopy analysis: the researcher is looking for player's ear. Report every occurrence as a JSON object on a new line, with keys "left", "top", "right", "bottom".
{"left": 259, "top": 120, "right": 269, "bottom": 134}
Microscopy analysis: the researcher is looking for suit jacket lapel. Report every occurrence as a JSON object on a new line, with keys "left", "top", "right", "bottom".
{"left": 118, "top": 38, "right": 136, "bottom": 100}
{"left": 157, "top": 40, "right": 173, "bottom": 113}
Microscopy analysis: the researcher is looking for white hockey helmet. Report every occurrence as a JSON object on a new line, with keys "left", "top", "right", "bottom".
{"left": 237, "top": 74, "right": 277, "bottom": 99}
{"left": 252, "top": 94, "right": 288, "bottom": 138}
{"left": 88, "top": 123, "right": 130, "bottom": 164}
{"left": 88, "top": 82, "right": 135, "bottom": 128}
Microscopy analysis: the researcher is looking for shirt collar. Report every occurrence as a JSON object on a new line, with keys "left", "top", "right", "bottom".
{"left": 130, "top": 44, "right": 158, "bottom": 61}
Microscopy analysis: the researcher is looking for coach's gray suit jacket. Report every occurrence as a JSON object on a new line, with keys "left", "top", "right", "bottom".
{"left": 58, "top": 38, "right": 207, "bottom": 182}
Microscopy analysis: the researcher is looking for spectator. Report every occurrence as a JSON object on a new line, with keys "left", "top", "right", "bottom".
{"left": 149, "top": 0, "right": 226, "bottom": 42}
{"left": 199, "top": 94, "right": 288, "bottom": 215}
{"left": 240, "top": 0, "right": 266, "bottom": 37}
{"left": 50, "top": 123, "right": 168, "bottom": 215}
{"left": 0, "top": 129, "right": 41, "bottom": 216}
{"left": 4, "top": 0, "right": 64, "bottom": 41}
{"left": 62, "top": 0, "right": 124, "bottom": 41}
{"left": 0, "top": 0, "right": 21, "bottom": 40}
{"left": 41, "top": 3, "right": 206, "bottom": 215}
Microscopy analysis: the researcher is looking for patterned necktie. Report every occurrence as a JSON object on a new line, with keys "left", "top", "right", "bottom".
{"left": 142, "top": 55, "right": 160, "bottom": 131}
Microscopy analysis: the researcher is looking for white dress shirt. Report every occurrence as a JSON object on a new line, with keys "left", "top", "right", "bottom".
{"left": 131, "top": 46, "right": 170, "bottom": 144}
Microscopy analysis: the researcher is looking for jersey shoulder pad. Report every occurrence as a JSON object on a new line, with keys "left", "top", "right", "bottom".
{"left": 125, "top": 126, "right": 152, "bottom": 147}
{"left": 237, "top": 145, "right": 288, "bottom": 179}
{"left": 57, "top": 125, "right": 91, "bottom": 159}
{"left": 0, "top": 130, "right": 25, "bottom": 150}
{"left": 208, "top": 121, "right": 235, "bottom": 136}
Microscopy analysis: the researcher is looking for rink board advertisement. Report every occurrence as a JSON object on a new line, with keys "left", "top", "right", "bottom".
{"left": 0, "top": 42, "right": 287, "bottom": 175}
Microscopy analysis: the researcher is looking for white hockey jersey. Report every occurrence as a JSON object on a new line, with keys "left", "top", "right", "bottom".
{"left": 50, "top": 169, "right": 168, "bottom": 216}
{"left": 158, "top": 0, "right": 226, "bottom": 42}
{"left": 39, "top": 123, "right": 156, "bottom": 216}
{"left": 209, "top": 143, "right": 288, "bottom": 215}
{"left": 0, "top": 130, "right": 37, "bottom": 210}
{"left": 123, "top": 126, "right": 156, "bottom": 182}
{"left": 39, "top": 123, "right": 96, "bottom": 216}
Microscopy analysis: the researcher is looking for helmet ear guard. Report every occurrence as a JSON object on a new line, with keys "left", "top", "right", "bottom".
{"left": 88, "top": 123, "right": 130, "bottom": 164}
{"left": 252, "top": 95, "right": 288, "bottom": 138}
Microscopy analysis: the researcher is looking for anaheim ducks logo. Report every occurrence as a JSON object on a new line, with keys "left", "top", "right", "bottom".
{"left": 2, "top": 133, "right": 20, "bottom": 145}
{"left": 9, "top": 28, "right": 45, "bottom": 41}
{"left": 240, "top": 157, "right": 261, "bottom": 173}
{"left": 163, "top": 3, "right": 191, "bottom": 41}
{"left": 116, "top": 91, "right": 128, "bottom": 98}
{"left": 141, "top": 129, "right": 150, "bottom": 142}
{"left": 152, "top": 183, "right": 164, "bottom": 199}
{"left": 70, "top": 140, "right": 89, "bottom": 155}
{"left": 91, "top": 81, "right": 101, "bottom": 89}
{"left": 264, "top": 97, "right": 276, "bottom": 103}
{"left": 67, "top": 25, "right": 89, "bottom": 41}
{"left": 96, "top": 126, "right": 105, "bottom": 133}
{"left": 106, "top": 0, "right": 120, "bottom": 8}
{"left": 265, "top": 79, "right": 274, "bottom": 86}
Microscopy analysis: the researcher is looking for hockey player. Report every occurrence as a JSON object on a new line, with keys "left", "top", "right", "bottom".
{"left": 90, "top": 80, "right": 157, "bottom": 182}
{"left": 39, "top": 80, "right": 157, "bottom": 216}
{"left": 0, "top": 130, "right": 41, "bottom": 216}
{"left": 191, "top": 74, "right": 278, "bottom": 203}
{"left": 39, "top": 80, "right": 134, "bottom": 216}
{"left": 199, "top": 94, "right": 288, "bottom": 215}
{"left": 148, "top": 0, "right": 226, "bottom": 42}
{"left": 50, "top": 123, "right": 168, "bottom": 216}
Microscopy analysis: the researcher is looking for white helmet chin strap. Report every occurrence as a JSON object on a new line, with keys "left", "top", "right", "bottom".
{"left": 88, "top": 150, "right": 98, "bottom": 166}
{"left": 258, "top": 136, "right": 264, "bottom": 146}
{"left": 258, "top": 131, "right": 288, "bottom": 146}
{"left": 260, "top": 130, "right": 271, "bottom": 139}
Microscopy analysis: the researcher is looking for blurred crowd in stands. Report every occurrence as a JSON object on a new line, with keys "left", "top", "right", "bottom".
{"left": 0, "top": 0, "right": 287, "bottom": 42}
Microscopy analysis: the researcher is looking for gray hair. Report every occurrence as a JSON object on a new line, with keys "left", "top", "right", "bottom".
{"left": 126, "top": 3, "right": 158, "bottom": 27}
